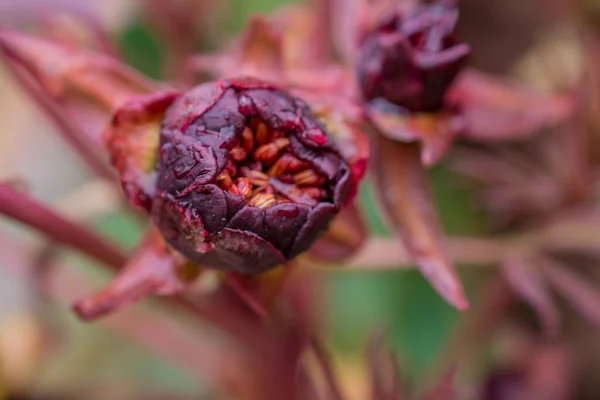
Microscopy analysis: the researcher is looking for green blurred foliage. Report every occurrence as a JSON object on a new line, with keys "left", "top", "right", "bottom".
{"left": 92, "top": 211, "right": 145, "bottom": 250}
{"left": 226, "top": 0, "right": 300, "bottom": 33}
{"left": 326, "top": 166, "right": 485, "bottom": 379}
{"left": 42, "top": 211, "right": 200, "bottom": 392}
{"left": 38, "top": 315, "right": 199, "bottom": 394}
{"left": 326, "top": 269, "right": 460, "bottom": 379}
{"left": 358, "top": 181, "right": 391, "bottom": 236}
{"left": 118, "top": 22, "right": 164, "bottom": 79}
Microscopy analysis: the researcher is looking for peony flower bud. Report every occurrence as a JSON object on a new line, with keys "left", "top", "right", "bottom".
{"left": 150, "top": 78, "right": 351, "bottom": 273}
{"left": 357, "top": 2, "right": 470, "bottom": 113}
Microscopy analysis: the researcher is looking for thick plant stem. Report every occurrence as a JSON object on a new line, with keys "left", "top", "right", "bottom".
{"left": 0, "top": 229, "right": 309, "bottom": 400}
{"left": 0, "top": 183, "right": 126, "bottom": 267}
{"left": 0, "top": 232, "right": 253, "bottom": 395}
{"left": 320, "top": 236, "right": 510, "bottom": 270}
{"left": 0, "top": 184, "right": 269, "bottom": 345}
{"left": 0, "top": 185, "right": 277, "bottom": 348}
{"left": 314, "top": 210, "right": 600, "bottom": 270}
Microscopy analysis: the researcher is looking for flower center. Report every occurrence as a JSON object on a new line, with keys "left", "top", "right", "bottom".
{"left": 217, "top": 117, "right": 329, "bottom": 210}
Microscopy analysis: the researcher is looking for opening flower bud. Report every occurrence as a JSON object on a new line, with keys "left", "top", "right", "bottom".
{"left": 152, "top": 78, "right": 351, "bottom": 273}
{"left": 357, "top": 2, "right": 470, "bottom": 113}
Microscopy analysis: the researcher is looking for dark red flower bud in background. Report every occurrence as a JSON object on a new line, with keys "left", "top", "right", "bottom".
{"left": 357, "top": 1, "right": 470, "bottom": 113}
{"left": 151, "top": 78, "right": 351, "bottom": 274}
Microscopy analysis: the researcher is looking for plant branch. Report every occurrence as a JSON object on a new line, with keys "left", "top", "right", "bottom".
{"left": 0, "top": 232, "right": 252, "bottom": 395}
{"left": 0, "top": 183, "right": 127, "bottom": 267}
{"left": 0, "top": 54, "right": 115, "bottom": 180}
{"left": 314, "top": 210, "right": 600, "bottom": 270}
{"left": 0, "top": 227, "right": 309, "bottom": 400}
{"left": 0, "top": 184, "right": 278, "bottom": 352}
{"left": 315, "top": 236, "right": 510, "bottom": 270}
{"left": 4, "top": 181, "right": 600, "bottom": 277}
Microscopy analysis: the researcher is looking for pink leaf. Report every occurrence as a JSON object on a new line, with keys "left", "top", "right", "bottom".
{"left": 367, "top": 107, "right": 461, "bottom": 166}
{"left": 73, "top": 228, "right": 200, "bottom": 320}
{"left": 371, "top": 136, "right": 468, "bottom": 310}
{"left": 0, "top": 29, "right": 160, "bottom": 140}
{"left": 448, "top": 69, "right": 575, "bottom": 141}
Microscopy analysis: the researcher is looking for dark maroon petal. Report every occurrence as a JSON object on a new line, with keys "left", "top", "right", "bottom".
{"left": 180, "top": 184, "right": 228, "bottom": 233}
{"left": 358, "top": 34, "right": 423, "bottom": 109}
{"left": 193, "top": 88, "right": 247, "bottom": 134}
{"left": 245, "top": 88, "right": 298, "bottom": 127}
{"left": 288, "top": 135, "right": 342, "bottom": 181}
{"left": 308, "top": 202, "right": 366, "bottom": 261}
{"left": 162, "top": 80, "right": 227, "bottom": 131}
{"left": 356, "top": 2, "right": 469, "bottom": 113}
{"left": 227, "top": 205, "right": 267, "bottom": 239}
{"left": 151, "top": 192, "right": 206, "bottom": 248}
{"left": 224, "top": 192, "right": 245, "bottom": 221}
{"left": 156, "top": 135, "right": 218, "bottom": 194}
{"left": 290, "top": 202, "right": 337, "bottom": 258}
{"left": 266, "top": 203, "right": 310, "bottom": 256}
{"left": 194, "top": 129, "right": 238, "bottom": 149}
{"left": 333, "top": 168, "right": 351, "bottom": 207}
{"left": 205, "top": 228, "right": 286, "bottom": 273}
{"left": 150, "top": 78, "right": 356, "bottom": 273}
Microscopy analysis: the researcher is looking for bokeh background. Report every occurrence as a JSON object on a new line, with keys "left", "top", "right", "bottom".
{"left": 0, "top": 0, "right": 598, "bottom": 398}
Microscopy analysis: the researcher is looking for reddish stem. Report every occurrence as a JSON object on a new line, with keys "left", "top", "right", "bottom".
{"left": 0, "top": 186, "right": 306, "bottom": 395}
{"left": 0, "top": 183, "right": 273, "bottom": 346}
{"left": 0, "top": 231, "right": 251, "bottom": 394}
{"left": 0, "top": 183, "right": 126, "bottom": 267}
{"left": 0, "top": 202, "right": 289, "bottom": 377}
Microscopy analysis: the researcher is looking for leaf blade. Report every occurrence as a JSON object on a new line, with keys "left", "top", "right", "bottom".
{"left": 371, "top": 135, "right": 468, "bottom": 310}
{"left": 448, "top": 69, "right": 575, "bottom": 141}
